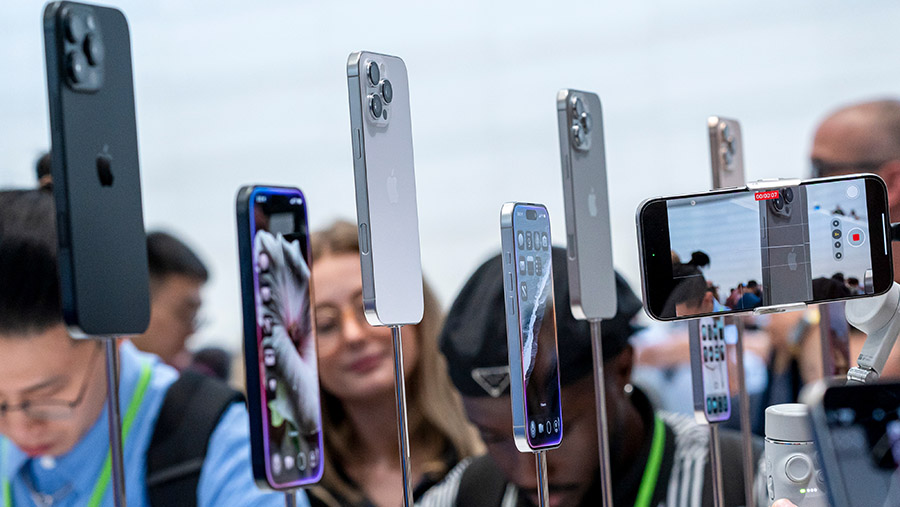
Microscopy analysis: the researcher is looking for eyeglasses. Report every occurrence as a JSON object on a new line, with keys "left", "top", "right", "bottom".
{"left": 811, "top": 158, "right": 888, "bottom": 178}
{"left": 0, "top": 343, "right": 102, "bottom": 421}
{"left": 314, "top": 293, "right": 369, "bottom": 341}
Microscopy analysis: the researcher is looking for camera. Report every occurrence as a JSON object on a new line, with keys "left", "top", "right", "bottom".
{"left": 61, "top": 5, "right": 104, "bottom": 92}
{"left": 364, "top": 60, "right": 392, "bottom": 124}
{"left": 570, "top": 96, "right": 593, "bottom": 151}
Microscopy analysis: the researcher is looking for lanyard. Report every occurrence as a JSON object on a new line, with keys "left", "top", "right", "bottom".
{"left": 634, "top": 416, "right": 666, "bottom": 507}
{"left": 2, "top": 361, "right": 153, "bottom": 507}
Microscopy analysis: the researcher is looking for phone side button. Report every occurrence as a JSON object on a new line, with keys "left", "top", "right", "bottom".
{"left": 358, "top": 223, "right": 370, "bottom": 254}
{"left": 567, "top": 233, "right": 576, "bottom": 260}
{"left": 353, "top": 129, "right": 362, "bottom": 160}
{"left": 508, "top": 295, "right": 516, "bottom": 315}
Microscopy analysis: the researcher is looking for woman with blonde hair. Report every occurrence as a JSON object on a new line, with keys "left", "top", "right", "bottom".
{"left": 307, "top": 220, "right": 481, "bottom": 507}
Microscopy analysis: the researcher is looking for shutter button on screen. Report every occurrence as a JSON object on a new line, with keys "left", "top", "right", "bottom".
{"left": 785, "top": 454, "right": 812, "bottom": 483}
{"left": 847, "top": 227, "right": 865, "bottom": 247}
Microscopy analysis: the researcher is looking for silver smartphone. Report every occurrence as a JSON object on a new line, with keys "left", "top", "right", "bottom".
{"left": 500, "top": 203, "right": 563, "bottom": 452}
{"left": 346, "top": 51, "right": 424, "bottom": 326}
{"left": 809, "top": 381, "right": 900, "bottom": 507}
{"left": 556, "top": 90, "right": 617, "bottom": 321}
{"left": 708, "top": 116, "right": 745, "bottom": 189}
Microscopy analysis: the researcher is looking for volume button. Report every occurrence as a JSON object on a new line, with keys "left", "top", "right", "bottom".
{"left": 353, "top": 129, "right": 362, "bottom": 160}
{"left": 358, "top": 223, "right": 370, "bottom": 254}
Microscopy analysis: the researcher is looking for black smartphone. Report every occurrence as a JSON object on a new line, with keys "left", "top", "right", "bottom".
{"left": 236, "top": 186, "right": 324, "bottom": 490}
{"left": 43, "top": 1, "right": 150, "bottom": 337}
{"left": 637, "top": 174, "right": 893, "bottom": 321}
{"left": 810, "top": 382, "right": 900, "bottom": 507}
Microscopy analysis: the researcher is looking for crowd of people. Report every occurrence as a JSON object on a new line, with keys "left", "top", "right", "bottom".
{"left": 2, "top": 99, "right": 900, "bottom": 506}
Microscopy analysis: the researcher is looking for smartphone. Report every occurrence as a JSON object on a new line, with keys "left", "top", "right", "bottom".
{"left": 500, "top": 203, "right": 563, "bottom": 452}
{"left": 43, "top": 1, "right": 150, "bottom": 337}
{"left": 236, "top": 186, "right": 324, "bottom": 490}
{"left": 346, "top": 51, "right": 424, "bottom": 327}
{"left": 809, "top": 382, "right": 900, "bottom": 507}
{"left": 556, "top": 90, "right": 617, "bottom": 321}
{"left": 637, "top": 174, "right": 893, "bottom": 321}
{"left": 708, "top": 117, "right": 746, "bottom": 189}
{"left": 688, "top": 317, "right": 732, "bottom": 424}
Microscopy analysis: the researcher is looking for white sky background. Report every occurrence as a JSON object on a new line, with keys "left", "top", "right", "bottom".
{"left": 2, "top": 1, "right": 900, "bottom": 352}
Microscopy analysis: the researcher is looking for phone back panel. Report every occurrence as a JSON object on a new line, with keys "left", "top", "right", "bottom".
{"left": 44, "top": 2, "right": 150, "bottom": 336}
{"left": 556, "top": 90, "right": 617, "bottom": 320}
{"left": 708, "top": 117, "right": 746, "bottom": 189}
{"left": 347, "top": 51, "right": 424, "bottom": 326}
{"left": 760, "top": 186, "right": 813, "bottom": 306}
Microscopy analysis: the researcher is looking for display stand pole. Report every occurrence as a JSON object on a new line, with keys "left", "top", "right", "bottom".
{"left": 732, "top": 318, "right": 755, "bottom": 507}
{"left": 104, "top": 339, "right": 127, "bottom": 507}
{"left": 534, "top": 450, "right": 550, "bottom": 507}
{"left": 708, "top": 423, "right": 726, "bottom": 507}
{"left": 390, "top": 326, "right": 413, "bottom": 507}
{"left": 818, "top": 303, "right": 850, "bottom": 378}
{"left": 284, "top": 491, "right": 296, "bottom": 507}
{"left": 589, "top": 320, "right": 614, "bottom": 507}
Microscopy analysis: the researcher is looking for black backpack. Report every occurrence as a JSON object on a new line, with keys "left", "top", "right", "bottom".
{"left": 145, "top": 371, "right": 244, "bottom": 506}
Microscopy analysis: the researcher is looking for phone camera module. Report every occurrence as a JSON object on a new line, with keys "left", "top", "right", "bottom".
{"left": 368, "top": 94, "right": 383, "bottom": 119}
{"left": 572, "top": 96, "right": 585, "bottom": 117}
{"left": 580, "top": 112, "right": 592, "bottom": 134}
{"left": 380, "top": 79, "right": 393, "bottom": 104}
{"left": 367, "top": 61, "right": 380, "bottom": 86}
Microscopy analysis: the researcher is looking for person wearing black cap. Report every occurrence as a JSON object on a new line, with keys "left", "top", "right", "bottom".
{"left": 419, "top": 247, "right": 762, "bottom": 507}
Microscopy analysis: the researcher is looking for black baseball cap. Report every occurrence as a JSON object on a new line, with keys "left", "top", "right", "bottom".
{"left": 440, "top": 246, "right": 643, "bottom": 398}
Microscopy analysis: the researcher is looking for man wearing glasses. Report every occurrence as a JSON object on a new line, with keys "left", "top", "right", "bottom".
{"left": 0, "top": 189, "right": 304, "bottom": 506}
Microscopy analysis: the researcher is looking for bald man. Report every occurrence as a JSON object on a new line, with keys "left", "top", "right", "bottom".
{"left": 811, "top": 98, "right": 900, "bottom": 378}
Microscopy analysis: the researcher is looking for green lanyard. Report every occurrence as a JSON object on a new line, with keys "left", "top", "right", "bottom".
{"left": 2, "top": 361, "right": 153, "bottom": 507}
{"left": 634, "top": 416, "right": 666, "bottom": 507}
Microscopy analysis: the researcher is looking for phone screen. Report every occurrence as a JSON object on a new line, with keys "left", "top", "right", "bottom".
{"left": 512, "top": 205, "right": 563, "bottom": 448}
{"left": 640, "top": 175, "right": 892, "bottom": 320}
{"left": 689, "top": 317, "right": 731, "bottom": 423}
{"left": 249, "top": 187, "right": 323, "bottom": 487}
{"left": 819, "top": 383, "right": 900, "bottom": 505}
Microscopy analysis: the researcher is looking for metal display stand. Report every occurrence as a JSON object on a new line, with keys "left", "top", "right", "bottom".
{"left": 104, "top": 339, "right": 127, "bottom": 507}
{"left": 589, "top": 321, "right": 615, "bottom": 507}
{"left": 708, "top": 424, "right": 726, "bottom": 507}
{"left": 732, "top": 318, "right": 755, "bottom": 507}
{"left": 534, "top": 450, "right": 550, "bottom": 507}
{"left": 284, "top": 491, "right": 296, "bottom": 506}
{"left": 390, "top": 326, "right": 414, "bottom": 506}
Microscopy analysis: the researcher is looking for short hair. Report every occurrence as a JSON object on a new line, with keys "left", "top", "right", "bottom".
{"left": 746, "top": 280, "right": 759, "bottom": 289}
{"left": 35, "top": 153, "right": 52, "bottom": 190}
{"left": 662, "top": 263, "right": 708, "bottom": 317}
{"left": 0, "top": 189, "right": 63, "bottom": 334}
{"left": 847, "top": 277, "right": 860, "bottom": 286}
{"left": 147, "top": 231, "right": 209, "bottom": 283}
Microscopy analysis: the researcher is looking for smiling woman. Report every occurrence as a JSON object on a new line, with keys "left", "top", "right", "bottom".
{"left": 306, "top": 220, "right": 482, "bottom": 507}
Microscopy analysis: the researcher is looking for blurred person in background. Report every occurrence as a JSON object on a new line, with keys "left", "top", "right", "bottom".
{"left": 306, "top": 220, "right": 481, "bottom": 507}
{"left": 421, "top": 247, "right": 764, "bottom": 507}
{"left": 0, "top": 189, "right": 298, "bottom": 506}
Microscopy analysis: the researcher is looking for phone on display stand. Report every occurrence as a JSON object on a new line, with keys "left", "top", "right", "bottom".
{"left": 637, "top": 174, "right": 893, "bottom": 321}
{"left": 556, "top": 89, "right": 617, "bottom": 320}
{"left": 43, "top": 1, "right": 150, "bottom": 337}
{"left": 346, "top": 51, "right": 424, "bottom": 327}
{"left": 689, "top": 318, "right": 732, "bottom": 424}
{"left": 500, "top": 203, "right": 564, "bottom": 452}
{"left": 237, "top": 186, "right": 324, "bottom": 490}
{"left": 809, "top": 381, "right": 900, "bottom": 507}
{"left": 708, "top": 117, "right": 746, "bottom": 189}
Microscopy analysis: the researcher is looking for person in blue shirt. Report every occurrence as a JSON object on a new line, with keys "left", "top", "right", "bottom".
{"left": 0, "top": 189, "right": 306, "bottom": 506}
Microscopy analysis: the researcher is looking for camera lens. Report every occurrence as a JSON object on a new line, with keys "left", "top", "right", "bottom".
{"left": 369, "top": 94, "right": 383, "bottom": 119}
{"left": 381, "top": 79, "right": 393, "bottom": 104}
{"left": 772, "top": 196, "right": 785, "bottom": 212}
{"left": 65, "top": 11, "right": 87, "bottom": 43}
{"left": 66, "top": 51, "right": 88, "bottom": 83}
{"left": 572, "top": 97, "right": 585, "bottom": 117}
{"left": 572, "top": 124, "right": 586, "bottom": 146}
{"left": 84, "top": 33, "right": 104, "bottom": 66}
{"left": 367, "top": 61, "right": 380, "bottom": 86}
{"left": 85, "top": 13, "right": 97, "bottom": 31}
{"left": 580, "top": 112, "right": 592, "bottom": 134}
{"left": 782, "top": 187, "right": 794, "bottom": 203}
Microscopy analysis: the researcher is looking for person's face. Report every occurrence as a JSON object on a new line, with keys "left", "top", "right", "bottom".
{"left": 134, "top": 274, "right": 203, "bottom": 363}
{"left": 312, "top": 253, "right": 419, "bottom": 402}
{"left": 463, "top": 373, "right": 628, "bottom": 507}
{"left": 0, "top": 325, "right": 107, "bottom": 457}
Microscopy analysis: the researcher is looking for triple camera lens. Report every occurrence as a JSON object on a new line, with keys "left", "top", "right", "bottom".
{"left": 571, "top": 97, "right": 592, "bottom": 148}
{"left": 366, "top": 61, "right": 392, "bottom": 120}
{"left": 64, "top": 9, "right": 102, "bottom": 87}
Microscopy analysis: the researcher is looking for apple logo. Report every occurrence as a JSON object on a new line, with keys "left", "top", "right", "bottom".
{"left": 386, "top": 169, "right": 399, "bottom": 204}
{"left": 587, "top": 187, "right": 598, "bottom": 217}
{"left": 787, "top": 248, "right": 798, "bottom": 271}
{"left": 96, "top": 148, "right": 114, "bottom": 187}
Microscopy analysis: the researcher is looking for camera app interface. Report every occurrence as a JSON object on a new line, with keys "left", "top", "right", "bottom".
{"left": 694, "top": 318, "right": 731, "bottom": 423}
{"left": 251, "top": 188, "right": 323, "bottom": 485}
{"left": 824, "top": 385, "right": 900, "bottom": 505}
{"left": 513, "top": 206, "right": 562, "bottom": 448}
{"left": 664, "top": 178, "right": 875, "bottom": 318}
